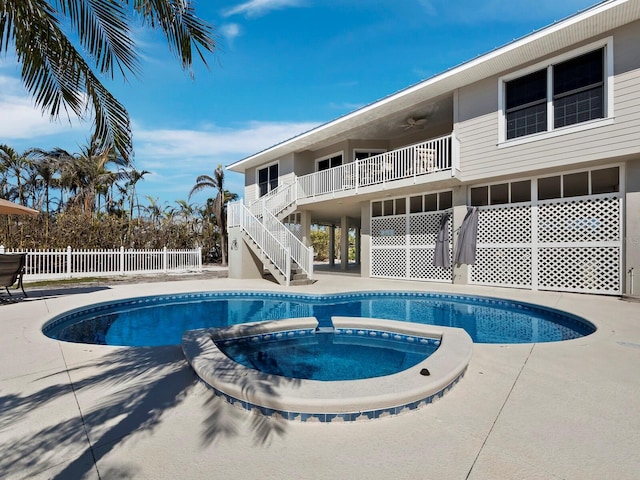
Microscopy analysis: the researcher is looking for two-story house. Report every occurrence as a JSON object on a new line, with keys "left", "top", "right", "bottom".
{"left": 226, "top": 0, "right": 640, "bottom": 296}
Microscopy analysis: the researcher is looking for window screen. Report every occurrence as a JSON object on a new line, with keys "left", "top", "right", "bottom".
{"left": 553, "top": 49, "right": 604, "bottom": 128}
{"left": 506, "top": 69, "right": 547, "bottom": 139}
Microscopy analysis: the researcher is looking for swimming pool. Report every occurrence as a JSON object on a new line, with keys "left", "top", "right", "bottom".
{"left": 42, "top": 291, "right": 595, "bottom": 346}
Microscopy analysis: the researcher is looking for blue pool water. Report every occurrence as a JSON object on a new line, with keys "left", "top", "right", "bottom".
{"left": 43, "top": 291, "right": 595, "bottom": 347}
{"left": 217, "top": 331, "right": 439, "bottom": 381}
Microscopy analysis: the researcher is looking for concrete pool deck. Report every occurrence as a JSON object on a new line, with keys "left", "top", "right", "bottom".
{"left": 1, "top": 272, "right": 639, "bottom": 479}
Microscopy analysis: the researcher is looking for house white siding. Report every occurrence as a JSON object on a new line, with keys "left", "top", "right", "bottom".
{"left": 457, "top": 23, "right": 640, "bottom": 182}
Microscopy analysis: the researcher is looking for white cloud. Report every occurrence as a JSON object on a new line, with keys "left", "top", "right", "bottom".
{"left": 0, "top": 75, "right": 85, "bottom": 141}
{"left": 131, "top": 120, "right": 319, "bottom": 201}
{"left": 220, "top": 23, "right": 242, "bottom": 43}
{"left": 223, "top": 0, "right": 305, "bottom": 18}
{"left": 134, "top": 120, "right": 319, "bottom": 165}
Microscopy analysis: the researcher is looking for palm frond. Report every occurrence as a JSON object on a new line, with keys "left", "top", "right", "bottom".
{"left": 58, "top": 0, "right": 140, "bottom": 78}
{"left": 132, "top": 0, "right": 216, "bottom": 73}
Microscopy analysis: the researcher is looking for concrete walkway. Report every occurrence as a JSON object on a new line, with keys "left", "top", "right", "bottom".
{"left": 1, "top": 272, "right": 639, "bottom": 479}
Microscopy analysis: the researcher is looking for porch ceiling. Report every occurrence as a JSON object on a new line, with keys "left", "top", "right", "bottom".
{"left": 228, "top": 0, "right": 640, "bottom": 174}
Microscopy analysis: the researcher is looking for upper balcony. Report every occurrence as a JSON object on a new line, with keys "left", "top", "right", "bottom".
{"left": 296, "top": 133, "right": 459, "bottom": 202}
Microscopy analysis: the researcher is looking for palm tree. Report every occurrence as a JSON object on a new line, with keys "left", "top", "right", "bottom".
{"left": 189, "top": 164, "right": 237, "bottom": 266}
{"left": 28, "top": 151, "right": 61, "bottom": 217}
{"left": 143, "top": 196, "right": 168, "bottom": 226}
{"left": 54, "top": 137, "right": 128, "bottom": 216}
{"left": 124, "top": 168, "right": 150, "bottom": 220}
{"left": 0, "top": 144, "right": 31, "bottom": 205}
{"left": 1, "top": 1, "right": 216, "bottom": 160}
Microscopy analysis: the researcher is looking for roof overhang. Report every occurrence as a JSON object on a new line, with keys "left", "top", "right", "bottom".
{"left": 228, "top": 0, "right": 640, "bottom": 173}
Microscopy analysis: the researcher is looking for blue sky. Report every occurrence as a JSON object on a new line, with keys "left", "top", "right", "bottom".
{"left": 0, "top": 0, "right": 599, "bottom": 209}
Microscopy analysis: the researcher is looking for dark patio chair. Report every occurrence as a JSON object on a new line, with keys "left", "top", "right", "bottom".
{"left": 0, "top": 253, "right": 27, "bottom": 298}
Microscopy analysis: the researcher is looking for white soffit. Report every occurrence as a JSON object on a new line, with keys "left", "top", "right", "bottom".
{"left": 228, "top": 0, "right": 640, "bottom": 173}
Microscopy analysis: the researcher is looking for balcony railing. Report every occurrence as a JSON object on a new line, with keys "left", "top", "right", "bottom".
{"left": 296, "top": 133, "right": 456, "bottom": 199}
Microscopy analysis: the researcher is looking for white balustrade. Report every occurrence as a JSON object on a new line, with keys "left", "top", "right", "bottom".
{"left": 296, "top": 133, "right": 454, "bottom": 199}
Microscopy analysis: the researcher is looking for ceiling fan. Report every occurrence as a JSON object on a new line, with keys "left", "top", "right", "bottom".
{"left": 401, "top": 116, "right": 428, "bottom": 130}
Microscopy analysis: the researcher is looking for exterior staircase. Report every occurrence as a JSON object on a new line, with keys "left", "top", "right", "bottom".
{"left": 240, "top": 227, "right": 314, "bottom": 286}
{"left": 227, "top": 182, "right": 314, "bottom": 286}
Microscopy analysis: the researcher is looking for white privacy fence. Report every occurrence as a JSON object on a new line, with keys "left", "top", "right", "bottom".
{"left": 0, "top": 245, "right": 202, "bottom": 281}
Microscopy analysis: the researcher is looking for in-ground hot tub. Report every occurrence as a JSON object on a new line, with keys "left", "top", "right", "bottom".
{"left": 182, "top": 317, "right": 473, "bottom": 422}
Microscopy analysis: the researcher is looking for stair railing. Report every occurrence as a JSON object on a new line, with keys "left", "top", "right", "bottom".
{"left": 249, "top": 182, "right": 297, "bottom": 219}
{"left": 262, "top": 206, "right": 313, "bottom": 280}
{"left": 231, "top": 201, "right": 291, "bottom": 286}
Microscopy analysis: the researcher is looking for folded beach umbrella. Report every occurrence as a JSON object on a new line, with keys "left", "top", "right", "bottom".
{"left": 0, "top": 198, "right": 39, "bottom": 216}
{"left": 433, "top": 212, "right": 451, "bottom": 268}
{"left": 454, "top": 207, "right": 479, "bottom": 265}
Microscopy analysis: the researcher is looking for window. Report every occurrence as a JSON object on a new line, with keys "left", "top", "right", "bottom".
{"left": 490, "top": 183, "right": 509, "bottom": 205}
{"left": 409, "top": 195, "right": 422, "bottom": 213}
{"left": 471, "top": 180, "right": 531, "bottom": 206}
{"left": 563, "top": 172, "right": 589, "bottom": 197}
{"left": 511, "top": 181, "right": 531, "bottom": 203}
{"left": 424, "top": 194, "right": 438, "bottom": 212}
{"left": 371, "top": 199, "right": 399, "bottom": 217}
{"left": 407, "top": 191, "right": 453, "bottom": 213}
{"left": 502, "top": 42, "right": 609, "bottom": 142}
{"left": 355, "top": 150, "right": 385, "bottom": 161}
{"left": 553, "top": 50, "right": 604, "bottom": 129}
{"left": 506, "top": 70, "right": 547, "bottom": 139}
{"left": 538, "top": 176, "right": 561, "bottom": 200}
{"left": 591, "top": 167, "right": 619, "bottom": 194}
{"left": 318, "top": 154, "right": 342, "bottom": 171}
{"left": 258, "top": 163, "right": 278, "bottom": 197}
{"left": 538, "top": 167, "right": 619, "bottom": 200}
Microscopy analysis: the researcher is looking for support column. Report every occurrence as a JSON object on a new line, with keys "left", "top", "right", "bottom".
{"left": 625, "top": 159, "right": 640, "bottom": 296}
{"left": 340, "top": 216, "right": 349, "bottom": 270}
{"left": 355, "top": 226, "right": 361, "bottom": 266}
{"left": 360, "top": 202, "right": 371, "bottom": 278}
{"left": 451, "top": 186, "right": 469, "bottom": 285}
{"left": 300, "top": 211, "right": 312, "bottom": 247}
{"left": 329, "top": 225, "right": 336, "bottom": 267}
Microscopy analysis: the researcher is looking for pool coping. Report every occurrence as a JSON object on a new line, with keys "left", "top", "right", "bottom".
{"left": 182, "top": 316, "right": 473, "bottom": 422}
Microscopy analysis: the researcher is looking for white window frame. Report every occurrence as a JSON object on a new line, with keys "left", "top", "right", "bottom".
{"left": 353, "top": 148, "right": 386, "bottom": 162}
{"left": 255, "top": 161, "right": 279, "bottom": 198}
{"left": 315, "top": 151, "right": 344, "bottom": 172}
{"left": 498, "top": 37, "right": 614, "bottom": 147}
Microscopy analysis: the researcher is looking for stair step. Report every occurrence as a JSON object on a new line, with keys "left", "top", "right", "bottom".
{"left": 290, "top": 279, "right": 316, "bottom": 286}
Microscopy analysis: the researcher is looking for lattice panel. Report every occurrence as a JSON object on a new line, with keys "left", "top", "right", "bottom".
{"left": 371, "top": 216, "right": 406, "bottom": 246}
{"left": 470, "top": 248, "right": 532, "bottom": 288}
{"left": 409, "top": 248, "right": 452, "bottom": 281}
{"left": 409, "top": 212, "right": 448, "bottom": 245}
{"left": 538, "top": 247, "right": 620, "bottom": 293}
{"left": 538, "top": 196, "right": 621, "bottom": 243}
{"left": 477, "top": 205, "right": 532, "bottom": 244}
{"left": 371, "top": 249, "right": 407, "bottom": 278}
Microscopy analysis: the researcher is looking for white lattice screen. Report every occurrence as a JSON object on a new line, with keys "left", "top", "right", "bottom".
{"left": 371, "top": 211, "right": 452, "bottom": 282}
{"left": 470, "top": 194, "right": 622, "bottom": 295}
{"left": 536, "top": 195, "right": 621, "bottom": 294}
{"left": 471, "top": 204, "right": 533, "bottom": 288}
